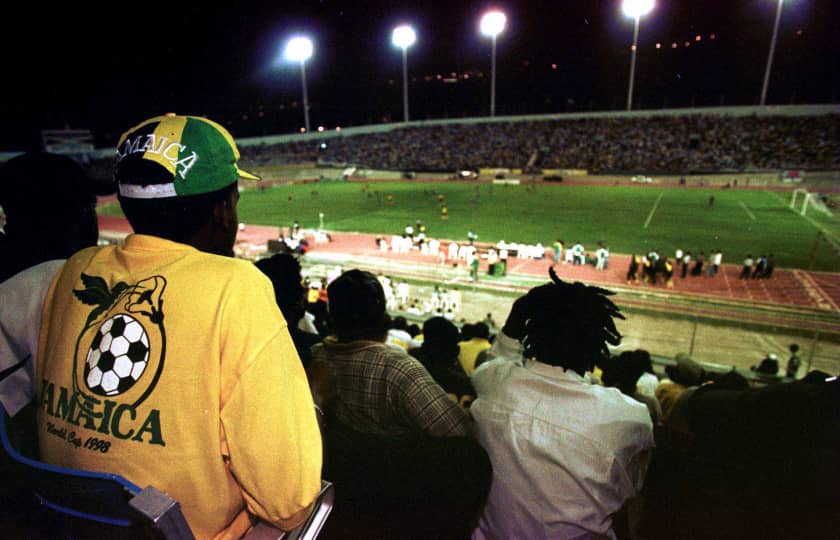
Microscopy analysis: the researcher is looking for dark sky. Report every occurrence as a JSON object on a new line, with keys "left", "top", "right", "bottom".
{"left": 2, "top": 1, "right": 837, "bottom": 151}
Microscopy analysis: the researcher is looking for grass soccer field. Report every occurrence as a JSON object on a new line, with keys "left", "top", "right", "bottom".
{"left": 101, "top": 181, "right": 840, "bottom": 271}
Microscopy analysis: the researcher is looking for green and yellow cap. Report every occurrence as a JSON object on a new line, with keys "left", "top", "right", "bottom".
{"left": 114, "top": 113, "right": 260, "bottom": 199}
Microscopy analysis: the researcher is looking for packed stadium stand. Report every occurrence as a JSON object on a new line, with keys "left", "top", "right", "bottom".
{"left": 233, "top": 108, "right": 839, "bottom": 173}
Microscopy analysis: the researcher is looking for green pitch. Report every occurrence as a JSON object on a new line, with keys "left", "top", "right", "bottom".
{"left": 101, "top": 181, "right": 840, "bottom": 271}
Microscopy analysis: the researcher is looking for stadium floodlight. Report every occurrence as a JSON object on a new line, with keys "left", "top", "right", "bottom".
{"left": 760, "top": 0, "right": 784, "bottom": 106}
{"left": 480, "top": 10, "right": 506, "bottom": 117}
{"left": 284, "top": 36, "right": 314, "bottom": 132}
{"left": 392, "top": 25, "right": 417, "bottom": 123}
{"left": 622, "top": 0, "right": 654, "bottom": 111}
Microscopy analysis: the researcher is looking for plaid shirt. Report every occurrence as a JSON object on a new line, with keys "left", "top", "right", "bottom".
{"left": 311, "top": 337, "right": 471, "bottom": 438}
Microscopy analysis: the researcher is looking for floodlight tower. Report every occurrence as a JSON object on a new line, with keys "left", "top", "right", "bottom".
{"left": 480, "top": 10, "right": 506, "bottom": 117}
{"left": 622, "top": 0, "right": 655, "bottom": 111}
{"left": 760, "top": 0, "right": 785, "bottom": 105}
{"left": 392, "top": 25, "right": 417, "bottom": 123}
{"left": 284, "top": 36, "right": 314, "bottom": 132}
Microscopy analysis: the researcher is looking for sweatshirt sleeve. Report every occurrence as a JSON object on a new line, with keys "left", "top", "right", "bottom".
{"left": 218, "top": 266, "right": 323, "bottom": 530}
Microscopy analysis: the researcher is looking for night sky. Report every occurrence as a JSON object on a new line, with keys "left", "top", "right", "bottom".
{"left": 2, "top": 1, "right": 837, "bottom": 151}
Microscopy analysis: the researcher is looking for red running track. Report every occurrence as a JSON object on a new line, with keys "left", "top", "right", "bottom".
{"left": 98, "top": 215, "right": 840, "bottom": 312}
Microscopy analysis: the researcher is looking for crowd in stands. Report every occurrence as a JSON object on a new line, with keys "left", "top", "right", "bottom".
{"left": 261, "top": 255, "right": 835, "bottom": 539}
{"left": 237, "top": 114, "right": 839, "bottom": 172}
{"left": 2, "top": 117, "right": 837, "bottom": 540}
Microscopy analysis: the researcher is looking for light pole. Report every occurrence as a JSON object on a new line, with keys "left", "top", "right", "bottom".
{"left": 622, "top": 0, "right": 654, "bottom": 111}
{"left": 392, "top": 25, "right": 417, "bottom": 123}
{"left": 760, "top": 0, "right": 784, "bottom": 105}
{"left": 284, "top": 36, "right": 314, "bottom": 132}
{"left": 480, "top": 11, "right": 506, "bottom": 117}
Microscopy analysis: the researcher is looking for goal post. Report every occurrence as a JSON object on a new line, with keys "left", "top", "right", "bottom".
{"left": 790, "top": 188, "right": 812, "bottom": 216}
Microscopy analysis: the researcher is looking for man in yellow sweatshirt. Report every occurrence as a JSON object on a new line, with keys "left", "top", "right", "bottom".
{"left": 36, "top": 114, "right": 322, "bottom": 539}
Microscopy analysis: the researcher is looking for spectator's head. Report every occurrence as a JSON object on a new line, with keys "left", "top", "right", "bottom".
{"left": 114, "top": 114, "right": 259, "bottom": 256}
{"left": 0, "top": 152, "right": 103, "bottom": 262}
{"left": 392, "top": 316, "right": 409, "bottom": 331}
{"left": 602, "top": 349, "right": 651, "bottom": 395}
{"left": 460, "top": 323, "right": 475, "bottom": 341}
{"left": 802, "top": 370, "right": 835, "bottom": 384}
{"left": 521, "top": 267, "right": 624, "bottom": 376}
{"left": 421, "top": 316, "right": 461, "bottom": 365}
{"left": 472, "top": 322, "right": 490, "bottom": 340}
{"left": 254, "top": 253, "right": 306, "bottom": 326}
{"left": 666, "top": 353, "right": 706, "bottom": 386}
{"left": 407, "top": 323, "right": 420, "bottom": 338}
{"left": 327, "top": 269, "right": 390, "bottom": 342}
{"left": 790, "top": 343, "right": 799, "bottom": 354}
{"left": 708, "top": 369, "right": 750, "bottom": 390}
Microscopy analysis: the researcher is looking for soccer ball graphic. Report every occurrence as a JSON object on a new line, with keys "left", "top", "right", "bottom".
{"left": 84, "top": 313, "right": 150, "bottom": 396}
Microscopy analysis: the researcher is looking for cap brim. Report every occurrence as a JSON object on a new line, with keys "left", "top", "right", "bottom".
{"left": 237, "top": 166, "right": 261, "bottom": 181}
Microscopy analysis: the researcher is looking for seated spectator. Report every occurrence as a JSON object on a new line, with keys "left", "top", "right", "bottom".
{"left": 470, "top": 268, "right": 654, "bottom": 540}
{"left": 752, "top": 352, "right": 780, "bottom": 376}
{"left": 0, "top": 152, "right": 104, "bottom": 283}
{"left": 707, "top": 369, "right": 751, "bottom": 390}
{"left": 305, "top": 282, "right": 330, "bottom": 336}
{"left": 1, "top": 152, "right": 106, "bottom": 417}
{"left": 458, "top": 321, "right": 492, "bottom": 376}
{"left": 406, "top": 322, "right": 421, "bottom": 338}
{"left": 32, "top": 114, "right": 323, "bottom": 538}
{"left": 656, "top": 353, "right": 707, "bottom": 423}
{"left": 255, "top": 253, "right": 323, "bottom": 368}
{"left": 310, "top": 270, "right": 471, "bottom": 438}
{"left": 386, "top": 315, "right": 422, "bottom": 351}
{"left": 308, "top": 269, "right": 488, "bottom": 539}
{"left": 409, "top": 316, "right": 476, "bottom": 409}
{"left": 0, "top": 152, "right": 108, "bottom": 525}
{"left": 601, "top": 349, "right": 663, "bottom": 425}
{"left": 639, "top": 372, "right": 838, "bottom": 540}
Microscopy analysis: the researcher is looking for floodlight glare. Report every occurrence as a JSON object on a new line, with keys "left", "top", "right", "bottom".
{"left": 480, "top": 11, "right": 506, "bottom": 37}
{"left": 284, "top": 36, "right": 313, "bottom": 63}
{"left": 283, "top": 35, "right": 314, "bottom": 132}
{"left": 392, "top": 25, "right": 416, "bottom": 50}
{"left": 622, "top": 0, "right": 654, "bottom": 110}
{"left": 622, "top": 0, "right": 654, "bottom": 19}
{"left": 392, "top": 24, "right": 417, "bottom": 122}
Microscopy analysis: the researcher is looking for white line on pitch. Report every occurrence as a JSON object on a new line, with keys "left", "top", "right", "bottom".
{"left": 643, "top": 193, "right": 664, "bottom": 229}
{"left": 738, "top": 201, "right": 756, "bottom": 221}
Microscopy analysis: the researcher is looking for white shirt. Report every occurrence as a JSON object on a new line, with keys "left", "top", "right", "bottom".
{"left": 470, "top": 345, "right": 654, "bottom": 540}
{"left": 0, "top": 260, "right": 65, "bottom": 416}
{"left": 297, "top": 311, "right": 319, "bottom": 335}
{"left": 386, "top": 328, "right": 421, "bottom": 351}
{"left": 636, "top": 372, "right": 660, "bottom": 397}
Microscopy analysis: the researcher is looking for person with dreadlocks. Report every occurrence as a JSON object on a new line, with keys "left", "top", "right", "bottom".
{"left": 470, "top": 267, "right": 654, "bottom": 540}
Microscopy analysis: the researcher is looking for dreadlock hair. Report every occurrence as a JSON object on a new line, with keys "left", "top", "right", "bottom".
{"left": 521, "top": 267, "right": 624, "bottom": 376}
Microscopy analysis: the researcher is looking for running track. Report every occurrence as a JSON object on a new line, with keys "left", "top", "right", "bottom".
{"left": 98, "top": 215, "right": 840, "bottom": 314}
